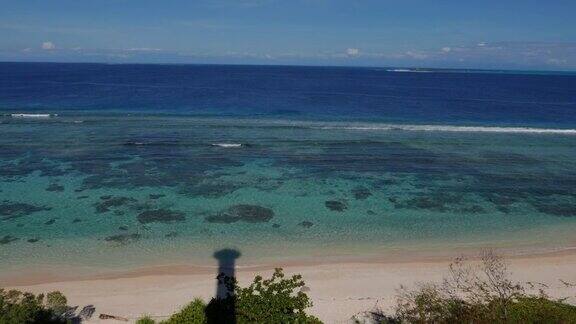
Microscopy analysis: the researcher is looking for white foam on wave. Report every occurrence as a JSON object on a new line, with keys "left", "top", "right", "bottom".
{"left": 11, "top": 113, "right": 56, "bottom": 118}
{"left": 194, "top": 118, "right": 576, "bottom": 136}
{"left": 315, "top": 124, "right": 576, "bottom": 135}
{"left": 211, "top": 143, "right": 243, "bottom": 148}
{"left": 386, "top": 69, "right": 432, "bottom": 73}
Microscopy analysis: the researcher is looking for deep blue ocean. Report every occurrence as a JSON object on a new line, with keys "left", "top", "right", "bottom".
{"left": 1, "top": 62, "right": 576, "bottom": 280}
{"left": 2, "top": 62, "right": 576, "bottom": 126}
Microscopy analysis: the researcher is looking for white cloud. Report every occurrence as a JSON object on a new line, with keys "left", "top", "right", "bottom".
{"left": 409, "top": 42, "right": 576, "bottom": 68}
{"left": 4, "top": 40, "right": 573, "bottom": 70}
{"left": 125, "top": 47, "right": 163, "bottom": 52}
{"left": 346, "top": 48, "right": 360, "bottom": 57}
{"left": 547, "top": 58, "right": 567, "bottom": 66}
{"left": 405, "top": 51, "right": 428, "bottom": 60}
{"left": 42, "top": 42, "right": 56, "bottom": 51}
{"left": 41, "top": 41, "right": 55, "bottom": 50}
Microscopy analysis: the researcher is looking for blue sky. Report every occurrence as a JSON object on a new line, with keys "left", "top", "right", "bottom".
{"left": 1, "top": 0, "right": 575, "bottom": 70}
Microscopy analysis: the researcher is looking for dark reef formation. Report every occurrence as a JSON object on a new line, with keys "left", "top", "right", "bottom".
{"left": 104, "top": 233, "right": 141, "bottom": 244}
{"left": 351, "top": 187, "right": 372, "bottom": 200}
{"left": 325, "top": 200, "right": 347, "bottom": 212}
{"left": 137, "top": 209, "right": 186, "bottom": 224}
{"left": 205, "top": 204, "right": 274, "bottom": 224}
{"left": 393, "top": 193, "right": 486, "bottom": 214}
{"left": 93, "top": 196, "right": 137, "bottom": 214}
{"left": 534, "top": 203, "right": 576, "bottom": 217}
{"left": 0, "top": 235, "right": 19, "bottom": 245}
{"left": 165, "top": 231, "right": 178, "bottom": 238}
{"left": 298, "top": 221, "right": 314, "bottom": 228}
{"left": 0, "top": 201, "right": 52, "bottom": 220}
{"left": 46, "top": 183, "right": 64, "bottom": 192}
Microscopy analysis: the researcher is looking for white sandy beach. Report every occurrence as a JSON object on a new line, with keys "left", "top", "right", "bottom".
{"left": 6, "top": 250, "right": 576, "bottom": 323}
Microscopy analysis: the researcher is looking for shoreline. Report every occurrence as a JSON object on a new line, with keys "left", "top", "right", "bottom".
{"left": 4, "top": 244, "right": 576, "bottom": 287}
{"left": 0, "top": 244, "right": 576, "bottom": 287}
{"left": 5, "top": 248, "right": 576, "bottom": 323}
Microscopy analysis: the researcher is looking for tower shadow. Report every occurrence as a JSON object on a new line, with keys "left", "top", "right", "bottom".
{"left": 206, "top": 248, "right": 241, "bottom": 324}
{"left": 214, "top": 248, "right": 241, "bottom": 299}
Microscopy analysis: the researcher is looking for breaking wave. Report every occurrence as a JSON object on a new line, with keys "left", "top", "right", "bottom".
{"left": 211, "top": 143, "right": 244, "bottom": 148}
{"left": 312, "top": 124, "right": 576, "bottom": 135}
{"left": 207, "top": 118, "right": 576, "bottom": 135}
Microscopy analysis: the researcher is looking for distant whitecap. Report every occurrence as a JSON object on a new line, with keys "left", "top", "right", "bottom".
{"left": 211, "top": 143, "right": 243, "bottom": 148}
{"left": 11, "top": 113, "right": 55, "bottom": 118}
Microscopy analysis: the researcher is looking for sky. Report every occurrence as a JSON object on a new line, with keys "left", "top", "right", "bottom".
{"left": 1, "top": 0, "right": 575, "bottom": 70}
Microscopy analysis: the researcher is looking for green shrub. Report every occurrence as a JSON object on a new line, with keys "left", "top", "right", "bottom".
{"left": 0, "top": 289, "right": 68, "bottom": 324}
{"left": 507, "top": 296, "right": 576, "bottom": 324}
{"left": 205, "top": 268, "right": 322, "bottom": 324}
{"left": 46, "top": 291, "right": 68, "bottom": 317}
{"left": 386, "top": 292, "right": 576, "bottom": 324}
{"left": 235, "top": 268, "right": 320, "bottom": 323}
{"left": 163, "top": 298, "right": 207, "bottom": 324}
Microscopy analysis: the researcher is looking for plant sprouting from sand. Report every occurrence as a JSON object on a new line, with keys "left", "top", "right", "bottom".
{"left": 353, "top": 250, "right": 576, "bottom": 324}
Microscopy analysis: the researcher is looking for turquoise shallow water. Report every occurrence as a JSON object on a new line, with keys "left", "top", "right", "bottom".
{"left": 1, "top": 114, "right": 576, "bottom": 279}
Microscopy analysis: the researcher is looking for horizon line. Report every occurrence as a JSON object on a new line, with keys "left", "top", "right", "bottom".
{"left": 1, "top": 60, "right": 576, "bottom": 75}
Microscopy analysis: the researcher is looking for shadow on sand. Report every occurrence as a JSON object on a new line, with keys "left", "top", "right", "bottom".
{"left": 206, "top": 248, "right": 241, "bottom": 324}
